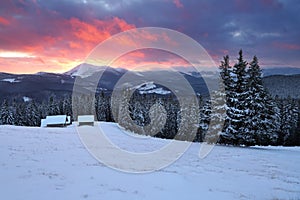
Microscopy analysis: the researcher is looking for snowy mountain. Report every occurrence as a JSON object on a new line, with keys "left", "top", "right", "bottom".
{"left": 64, "top": 63, "right": 128, "bottom": 78}
{"left": 136, "top": 82, "right": 171, "bottom": 95}
{"left": 0, "top": 64, "right": 299, "bottom": 103}
{"left": 0, "top": 123, "right": 299, "bottom": 200}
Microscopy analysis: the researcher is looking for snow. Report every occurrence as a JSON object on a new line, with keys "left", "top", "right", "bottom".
{"left": 40, "top": 119, "right": 47, "bottom": 127}
{"left": 44, "top": 115, "right": 67, "bottom": 126}
{"left": 78, "top": 115, "right": 94, "bottom": 122}
{"left": 139, "top": 88, "right": 171, "bottom": 95}
{"left": 139, "top": 82, "right": 156, "bottom": 90}
{"left": 137, "top": 82, "right": 171, "bottom": 95}
{"left": 23, "top": 96, "right": 32, "bottom": 102}
{"left": 0, "top": 123, "right": 299, "bottom": 200}
{"left": 1, "top": 78, "right": 21, "bottom": 83}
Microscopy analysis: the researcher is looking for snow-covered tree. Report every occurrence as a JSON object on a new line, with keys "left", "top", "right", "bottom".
{"left": 26, "top": 100, "right": 40, "bottom": 126}
{"left": 144, "top": 98, "right": 167, "bottom": 137}
{"left": 1, "top": 99, "right": 14, "bottom": 125}
{"left": 96, "top": 92, "right": 109, "bottom": 121}
{"left": 14, "top": 103, "right": 26, "bottom": 126}
{"left": 204, "top": 83, "right": 227, "bottom": 144}
{"left": 48, "top": 96, "right": 60, "bottom": 116}
{"left": 243, "top": 56, "right": 280, "bottom": 145}
{"left": 225, "top": 50, "right": 249, "bottom": 145}
{"left": 279, "top": 97, "right": 299, "bottom": 145}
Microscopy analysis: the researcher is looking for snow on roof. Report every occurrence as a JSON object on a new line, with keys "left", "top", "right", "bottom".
{"left": 45, "top": 115, "right": 67, "bottom": 125}
{"left": 78, "top": 115, "right": 94, "bottom": 123}
{"left": 40, "top": 119, "right": 47, "bottom": 127}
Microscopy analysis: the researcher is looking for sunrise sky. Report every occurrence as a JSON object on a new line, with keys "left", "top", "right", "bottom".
{"left": 0, "top": 0, "right": 299, "bottom": 74}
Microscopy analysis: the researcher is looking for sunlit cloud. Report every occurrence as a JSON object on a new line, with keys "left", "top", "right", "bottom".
{"left": 0, "top": 51, "right": 36, "bottom": 58}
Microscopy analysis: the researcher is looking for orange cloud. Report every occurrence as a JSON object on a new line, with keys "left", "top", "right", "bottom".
{"left": 0, "top": 17, "right": 136, "bottom": 74}
{"left": 69, "top": 17, "right": 135, "bottom": 44}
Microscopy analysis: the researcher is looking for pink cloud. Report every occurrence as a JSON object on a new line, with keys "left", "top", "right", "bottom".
{"left": 173, "top": 0, "right": 184, "bottom": 8}
{"left": 0, "top": 15, "right": 136, "bottom": 74}
{"left": 273, "top": 42, "right": 300, "bottom": 50}
{"left": 0, "top": 17, "right": 10, "bottom": 26}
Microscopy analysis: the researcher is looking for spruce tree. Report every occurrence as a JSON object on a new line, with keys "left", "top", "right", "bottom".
{"left": 226, "top": 50, "right": 249, "bottom": 145}
{"left": 205, "top": 82, "right": 227, "bottom": 144}
{"left": 14, "top": 103, "right": 26, "bottom": 126}
{"left": 1, "top": 99, "right": 14, "bottom": 125}
{"left": 219, "top": 55, "right": 234, "bottom": 143}
{"left": 26, "top": 100, "right": 40, "bottom": 126}
{"left": 96, "top": 91, "right": 108, "bottom": 121}
{"left": 280, "top": 97, "right": 299, "bottom": 145}
{"left": 244, "top": 56, "right": 266, "bottom": 145}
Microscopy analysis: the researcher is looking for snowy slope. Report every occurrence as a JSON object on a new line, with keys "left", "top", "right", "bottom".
{"left": 0, "top": 123, "right": 299, "bottom": 200}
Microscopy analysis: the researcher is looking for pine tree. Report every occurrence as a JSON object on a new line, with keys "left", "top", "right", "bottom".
{"left": 226, "top": 50, "right": 249, "bottom": 145}
{"left": 219, "top": 55, "right": 234, "bottom": 144}
{"left": 0, "top": 99, "right": 14, "bottom": 125}
{"left": 204, "top": 82, "right": 227, "bottom": 144}
{"left": 144, "top": 98, "right": 167, "bottom": 137}
{"left": 280, "top": 97, "right": 299, "bottom": 145}
{"left": 62, "top": 96, "right": 72, "bottom": 119}
{"left": 243, "top": 56, "right": 268, "bottom": 145}
{"left": 199, "top": 99, "right": 211, "bottom": 141}
{"left": 14, "top": 103, "right": 26, "bottom": 126}
{"left": 48, "top": 96, "right": 59, "bottom": 116}
{"left": 96, "top": 91, "right": 108, "bottom": 121}
{"left": 26, "top": 100, "right": 40, "bottom": 126}
{"left": 256, "top": 93, "right": 280, "bottom": 145}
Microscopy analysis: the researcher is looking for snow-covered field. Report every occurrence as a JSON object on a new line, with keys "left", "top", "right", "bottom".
{"left": 0, "top": 122, "right": 299, "bottom": 200}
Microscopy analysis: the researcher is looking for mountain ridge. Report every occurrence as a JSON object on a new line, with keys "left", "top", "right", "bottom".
{"left": 0, "top": 64, "right": 299, "bottom": 103}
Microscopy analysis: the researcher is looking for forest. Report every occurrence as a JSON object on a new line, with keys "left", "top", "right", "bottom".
{"left": 1, "top": 50, "right": 299, "bottom": 146}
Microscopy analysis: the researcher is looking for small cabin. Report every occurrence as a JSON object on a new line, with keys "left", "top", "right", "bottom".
{"left": 41, "top": 115, "right": 71, "bottom": 127}
{"left": 78, "top": 115, "right": 94, "bottom": 126}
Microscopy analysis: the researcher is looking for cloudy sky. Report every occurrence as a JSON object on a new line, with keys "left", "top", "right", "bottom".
{"left": 0, "top": 0, "right": 299, "bottom": 73}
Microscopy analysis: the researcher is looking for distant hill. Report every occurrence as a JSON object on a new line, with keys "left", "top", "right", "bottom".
{"left": 262, "top": 67, "right": 300, "bottom": 77}
{"left": 262, "top": 74, "right": 300, "bottom": 99}
{"left": 0, "top": 64, "right": 299, "bottom": 103}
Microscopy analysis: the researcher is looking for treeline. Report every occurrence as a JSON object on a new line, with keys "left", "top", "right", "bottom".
{"left": 0, "top": 96, "right": 73, "bottom": 127}
{"left": 0, "top": 50, "right": 299, "bottom": 146}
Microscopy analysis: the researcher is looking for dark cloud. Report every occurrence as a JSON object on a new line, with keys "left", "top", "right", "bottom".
{"left": 64, "top": 0, "right": 298, "bottom": 66}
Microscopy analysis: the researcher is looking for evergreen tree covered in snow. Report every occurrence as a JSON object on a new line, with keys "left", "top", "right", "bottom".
{"left": 219, "top": 52, "right": 281, "bottom": 146}
{"left": 0, "top": 99, "right": 14, "bottom": 125}
{"left": 245, "top": 56, "right": 279, "bottom": 145}
{"left": 225, "top": 50, "right": 249, "bottom": 145}
{"left": 25, "top": 100, "right": 40, "bottom": 127}
{"left": 96, "top": 91, "right": 108, "bottom": 121}
{"left": 48, "top": 96, "right": 60, "bottom": 116}
{"left": 279, "top": 97, "right": 299, "bottom": 145}
{"left": 204, "top": 82, "right": 227, "bottom": 144}
{"left": 14, "top": 103, "right": 27, "bottom": 126}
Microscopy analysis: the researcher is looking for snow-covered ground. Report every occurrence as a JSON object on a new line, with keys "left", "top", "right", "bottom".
{"left": 0, "top": 123, "right": 299, "bottom": 200}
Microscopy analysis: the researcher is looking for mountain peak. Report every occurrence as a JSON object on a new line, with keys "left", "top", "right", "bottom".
{"left": 63, "top": 63, "right": 128, "bottom": 78}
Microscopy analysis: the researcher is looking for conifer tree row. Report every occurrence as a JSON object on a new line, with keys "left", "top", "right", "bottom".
{"left": 219, "top": 50, "right": 281, "bottom": 146}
